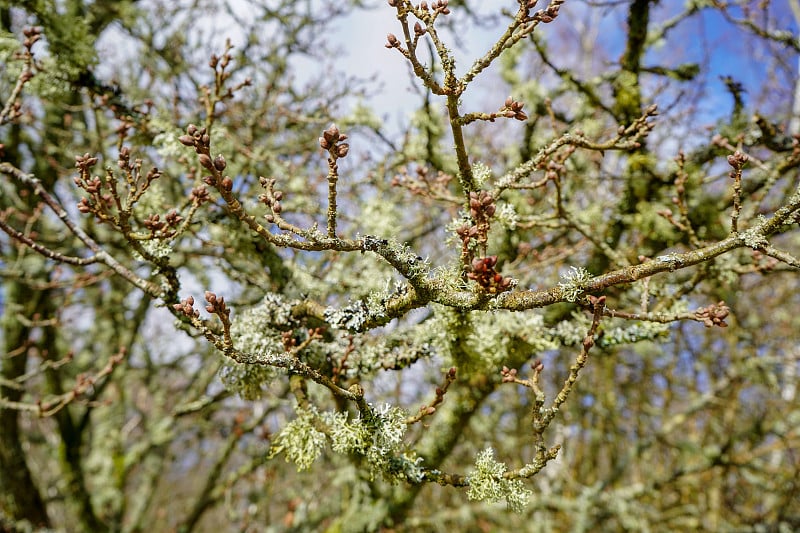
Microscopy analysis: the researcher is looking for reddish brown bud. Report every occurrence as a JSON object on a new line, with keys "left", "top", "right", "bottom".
{"left": 213, "top": 154, "right": 227, "bottom": 171}
{"left": 198, "top": 154, "right": 214, "bottom": 170}
{"left": 323, "top": 124, "right": 340, "bottom": 144}
{"left": 178, "top": 135, "right": 195, "bottom": 147}
{"left": 221, "top": 176, "right": 233, "bottom": 191}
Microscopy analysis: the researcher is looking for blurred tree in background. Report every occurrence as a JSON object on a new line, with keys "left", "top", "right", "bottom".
{"left": 1, "top": 0, "right": 799, "bottom": 531}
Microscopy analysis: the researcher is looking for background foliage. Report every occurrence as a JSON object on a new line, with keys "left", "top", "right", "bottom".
{"left": 1, "top": 0, "right": 799, "bottom": 531}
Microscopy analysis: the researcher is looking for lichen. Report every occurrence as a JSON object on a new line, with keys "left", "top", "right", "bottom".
{"left": 558, "top": 266, "right": 591, "bottom": 302}
{"left": 471, "top": 161, "right": 492, "bottom": 188}
{"left": 466, "top": 448, "right": 532, "bottom": 512}
{"left": 269, "top": 408, "right": 326, "bottom": 471}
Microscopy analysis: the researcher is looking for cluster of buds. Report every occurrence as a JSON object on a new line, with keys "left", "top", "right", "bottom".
{"left": 618, "top": 104, "right": 659, "bottom": 144}
{"left": 281, "top": 330, "right": 297, "bottom": 350}
{"left": 72, "top": 154, "right": 110, "bottom": 217}
{"left": 22, "top": 26, "right": 42, "bottom": 50}
{"left": 695, "top": 301, "right": 730, "bottom": 328}
{"left": 726, "top": 150, "right": 748, "bottom": 175}
{"left": 501, "top": 360, "right": 544, "bottom": 388}
{"left": 258, "top": 176, "right": 285, "bottom": 223}
{"left": 389, "top": 0, "right": 450, "bottom": 13}
{"left": 74, "top": 152, "right": 99, "bottom": 176}
{"left": 142, "top": 210, "right": 183, "bottom": 235}
{"left": 178, "top": 124, "right": 211, "bottom": 154}
{"left": 467, "top": 255, "right": 513, "bottom": 294}
{"left": 173, "top": 295, "right": 200, "bottom": 319}
{"left": 179, "top": 124, "right": 234, "bottom": 191}
{"left": 319, "top": 123, "right": 349, "bottom": 159}
{"left": 204, "top": 291, "right": 230, "bottom": 321}
{"left": 456, "top": 223, "right": 479, "bottom": 243}
{"left": 500, "top": 96, "right": 528, "bottom": 121}
{"left": 501, "top": 365, "right": 519, "bottom": 383}
{"left": 469, "top": 190, "right": 495, "bottom": 248}
{"left": 532, "top": 0, "right": 563, "bottom": 23}
{"left": 172, "top": 292, "right": 232, "bottom": 328}
{"left": 386, "top": 33, "right": 401, "bottom": 49}
{"left": 391, "top": 165, "right": 451, "bottom": 196}
{"left": 427, "top": 0, "right": 451, "bottom": 14}
{"left": 190, "top": 185, "right": 211, "bottom": 204}
{"left": 281, "top": 327, "right": 324, "bottom": 352}
{"left": 540, "top": 156, "right": 569, "bottom": 182}
{"left": 209, "top": 51, "right": 231, "bottom": 75}
{"left": 469, "top": 190, "right": 495, "bottom": 220}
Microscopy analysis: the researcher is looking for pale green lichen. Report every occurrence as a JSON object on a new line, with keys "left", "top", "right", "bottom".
{"left": 558, "top": 266, "right": 591, "bottom": 302}
{"left": 553, "top": 307, "right": 673, "bottom": 348}
{"left": 471, "top": 161, "right": 492, "bottom": 188}
{"left": 269, "top": 409, "right": 326, "bottom": 471}
{"left": 218, "top": 361, "right": 277, "bottom": 400}
{"left": 359, "top": 201, "right": 403, "bottom": 241}
{"left": 365, "top": 403, "right": 407, "bottom": 461}
{"left": 740, "top": 227, "right": 768, "bottom": 249}
{"left": 600, "top": 321, "right": 670, "bottom": 346}
{"left": 148, "top": 115, "right": 188, "bottom": 160}
{"left": 465, "top": 310, "right": 558, "bottom": 368}
{"left": 139, "top": 238, "right": 173, "bottom": 259}
{"left": 494, "top": 202, "right": 519, "bottom": 230}
{"left": 320, "top": 403, "right": 409, "bottom": 478}
{"left": 219, "top": 293, "right": 294, "bottom": 398}
{"left": 466, "top": 448, "right": 531, "bottom": 513}
{"left": 324, "top": 410, "right": 369, "bottom": 453}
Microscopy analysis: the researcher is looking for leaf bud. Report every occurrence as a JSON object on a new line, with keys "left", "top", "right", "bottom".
{"left": 198, "top": 154, "right": 214, "bottom": 170}
{"left": 178, "top": 135, "right": 195, "bottom": 147}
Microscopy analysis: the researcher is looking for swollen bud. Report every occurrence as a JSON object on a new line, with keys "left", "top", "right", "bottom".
{"left": 198, "top": 154, "right": 214, "bottom": 171}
